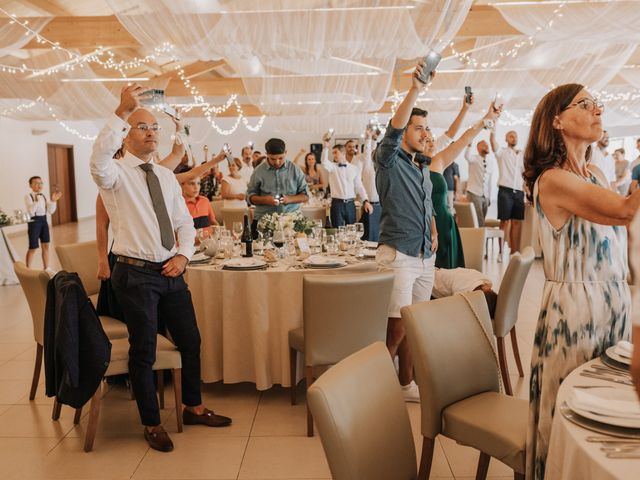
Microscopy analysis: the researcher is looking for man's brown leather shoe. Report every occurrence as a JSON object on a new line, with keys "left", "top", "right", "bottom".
{"left": 183, "top": 407, "right": 232, "bottom": 427}
{"left": 144, "top": 426, "right": 174, "bottom": 452}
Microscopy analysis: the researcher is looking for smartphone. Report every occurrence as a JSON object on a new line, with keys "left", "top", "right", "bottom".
{"left": 140, "top": 89, "right": 164, "bottom": 106}
{"left": 159, "top": 103, "right": 180, "bottom": 121}
{"left": 416, "top": 49, "right": 441, "bottom": 84}
{"left": 222, "top": 143, "right": 233, "bottom": 166}
{"left": 465, "top": 86, "right": 473, "bottom": 105}
{"left": 493, "top": 92, "right": 504, "bottom": 112}
{"left": 322, "top": 128, "right": 334, "bottom": 142}
{"left": 248, "top": 141, "right": 254, "bottom": 150}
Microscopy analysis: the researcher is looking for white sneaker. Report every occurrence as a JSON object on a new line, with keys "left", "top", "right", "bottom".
{"left": 401, "top": 380, "right": 420, "bottom": 403}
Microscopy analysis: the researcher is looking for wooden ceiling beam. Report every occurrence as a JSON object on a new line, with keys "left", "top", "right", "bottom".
{"left": 18, "top": 0, "right": 72, "bottom": 16}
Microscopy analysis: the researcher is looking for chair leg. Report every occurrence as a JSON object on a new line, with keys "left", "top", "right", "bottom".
{"left": 305, "top": 366, "right": 314, "bottom": 437}
{"left": 514, "top": 472, "right": 525, "bottom": 480}
{"left": 510, "top": 327, "right": 525, "bottom": 377}
{"left": 84, "top": 384, "right": 103, "bottom": 452}
{"left": 157, "top": 370, "right": 165, "bottom": 409}
{"left": 496, "top": 337, "right": 513, "bottom": 396}
{"left": 51, "top": 399, "right": 62, "bottom": 421}
{"left": 172, "top": 369, "right": 183, "bottom": 433}
{"left": 29, "top": 343, "right": 43, "bottom": 400}
{"left": 484, "top": 238, "right": 489, "bottom": 259}
{"left": 73, "top": 407, "right": 83, "bottom": 425}
{"left": 290, "top": 347, "right": 297, "bottom": 405}
{"left": 418, "top": 436, "right": 435, "bottom": 480}
{"left": 475, "top": 452, "right": 491, "bottom": 480}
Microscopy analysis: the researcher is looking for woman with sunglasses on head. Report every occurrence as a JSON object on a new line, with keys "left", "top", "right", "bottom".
{"left": 523, "top": 84, "right": 640, "bottom": 479}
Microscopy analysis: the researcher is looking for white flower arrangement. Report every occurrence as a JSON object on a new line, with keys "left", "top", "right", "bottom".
{"left": 257, "top": 212, "right": 315, "bottom": 237}
{"left": 0, "top": 208, "right": 11, "bottom": 227}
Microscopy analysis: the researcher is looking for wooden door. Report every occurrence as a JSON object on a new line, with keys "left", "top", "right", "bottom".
{"left": 47, "top": 144, "right": 77, "bottom": 226}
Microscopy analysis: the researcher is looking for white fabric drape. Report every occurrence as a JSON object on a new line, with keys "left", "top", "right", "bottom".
{"left": 0, "top": 17, "right": 51, "bottom": 56}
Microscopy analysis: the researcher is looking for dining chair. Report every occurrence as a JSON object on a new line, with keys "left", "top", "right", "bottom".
{"left": 308, "top": 342, "right": 417, "bottom": 480}
{"left": 221, "top": 207, "right": 250, "bottom": 229}
{"left": 55, "top": 241, "right": 128, "bottom": 340}
{"left": 210, "top": 199, "right": 224, "bottom": 226}
{"left": 13, "top": 261, "right": 51, "bottom": 401}
{"left": 493, "top": 247, "right": 535, "bottom": 395}
{"left": 458, "top": 227, "right": 486, "bottom": 272}
{"left": 289, "top": 271, "right": 394, "bottom": 436}
{"left": 402, "top": 291, "right": 527, "bottom": 480}
{"left": 454, "top": 201, "right": 479, "bottom": 228}
{"left": 301, "top": 205, "right": 326, "bottom": 224}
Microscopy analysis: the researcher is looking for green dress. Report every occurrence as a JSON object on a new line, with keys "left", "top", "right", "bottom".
{"left": 430, "top": 170, "right": 464, "bottom": 269}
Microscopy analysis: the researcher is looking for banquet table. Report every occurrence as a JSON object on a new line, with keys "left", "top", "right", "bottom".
{"left": 545, "top": 358, "right": 640, "bottom": 480}
{"left": 185, "top": 255, "right": 378, "bottom": 390}
{"left": 0, "top": 224, "right": 20, "bottom": 285}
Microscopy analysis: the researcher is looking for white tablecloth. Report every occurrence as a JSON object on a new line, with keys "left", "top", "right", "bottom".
{"left": 185, "top": 258, "right": 377, "bottom": 390}
{"left": 0, "top": 225, "right": 20, "bottom": 285}
{"left": 545, "top": 358, "right": 640, "bottom": 480}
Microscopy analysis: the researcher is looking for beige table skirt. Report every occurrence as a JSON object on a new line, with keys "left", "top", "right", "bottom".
{"left": 186, "top": 260, "right": 377, "bottom": 390}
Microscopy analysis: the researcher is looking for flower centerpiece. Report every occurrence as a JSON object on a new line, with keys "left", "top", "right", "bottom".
{"left": 0, "top": 208, "right": 11, "bottom": 227}
{"left": 257, "top": 212, "right": 315, "bottom": 238}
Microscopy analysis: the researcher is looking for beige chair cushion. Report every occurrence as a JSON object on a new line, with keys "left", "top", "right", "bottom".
{"left": 13, "top": 262, "right": 50, "bottom": 345}
{"left": 99, "top": 315, "right": 128, "bottom": 340}
{"left": 288, "top": 327, "right": 304, "bottom": 353}
{"left": 443, "top": 391, "right": 527, "bottom": 473}
{"left": 55, "top": 241, "right": 101, "bottom": 296}
{"left": 106, "top": 335, "right": 181, "bottom": 376}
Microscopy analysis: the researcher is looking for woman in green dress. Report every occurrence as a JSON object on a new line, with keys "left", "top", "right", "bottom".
{"left": 423, "top": 100, "right": 500, "bottom": 268}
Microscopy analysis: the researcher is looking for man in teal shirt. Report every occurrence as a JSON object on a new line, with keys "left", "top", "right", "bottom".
{"left": 247, "top": 138, "right": 309, "bottom": 236}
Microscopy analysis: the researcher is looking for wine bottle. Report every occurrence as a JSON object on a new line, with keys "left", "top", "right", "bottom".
{"left": 241, "top": 214, "right": 253, "bottom": 257}
{"left": 325, "top": 215, "right": 332, "bottom": 228}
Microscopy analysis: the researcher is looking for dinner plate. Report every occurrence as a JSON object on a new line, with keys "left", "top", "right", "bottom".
{"left": 222, "top": 258, "right": 267, "bottom": 270}
{"left": 605, "top": 346, "right": 632, "bottom": 366}
{"left": 303, "top": 255, "right": 347, "bottom": 268}
{"left": 560, "top": 403, "right": 640, "bottom": 439}
{"left": 601, "top": 353, "right": 630, "bottom": 372}
{"left": 363, "top": 249, "right": 377, "bottom": 258}
{"left": 189, "top": 253, "right": 211, "bottom": 264}
{"left": 567, "top": 390, "right": 640, "bottom": 429}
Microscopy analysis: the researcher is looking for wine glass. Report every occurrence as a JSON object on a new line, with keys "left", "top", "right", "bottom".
{"left": 232, "top": 222, "right": 243, "bottom": 243}
{"left": 354, "top": 222, "right": 365, "bottom": 240}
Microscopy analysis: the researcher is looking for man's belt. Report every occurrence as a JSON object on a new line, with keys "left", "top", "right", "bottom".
{"left": 116, "top": 255, "right": 164, "bottom": 271}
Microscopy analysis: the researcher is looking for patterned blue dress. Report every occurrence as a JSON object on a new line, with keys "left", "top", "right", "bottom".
{"left": 526, "top": 173, "right": 631, "bottom": 480}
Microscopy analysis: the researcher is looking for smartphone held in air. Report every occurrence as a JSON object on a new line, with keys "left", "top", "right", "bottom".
{"left": 493, "top": 93, "right": 504, "bottom": 112}
{"left": 322, "top": 128, "right": 334, "bottom": 142}
{"left": 416, "top": 49, "right": 441, "bottom": 84}
{"left": 223, "top": 143, "right": 233, "bottom": 166}
{"left": 465, "top": 86, "right": 473, "bottom": 105}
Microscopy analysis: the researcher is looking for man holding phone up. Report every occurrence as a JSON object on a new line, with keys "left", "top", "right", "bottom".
{"left": 375, "top": 58, "right": 438, "bottom": 403}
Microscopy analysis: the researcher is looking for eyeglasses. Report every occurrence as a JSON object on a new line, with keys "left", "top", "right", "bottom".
{"left": 563, "top": 98, "right": 605, "bottom": 113}
{"left": 133, "top": 124, "right": 161, "bottom": 132}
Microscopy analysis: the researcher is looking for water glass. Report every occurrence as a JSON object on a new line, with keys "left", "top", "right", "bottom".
{"left": 325, "top": 234, "right": 338, "bottom": 255}
{"left": 221, "top": 238, "right": 234, "bottom": 259}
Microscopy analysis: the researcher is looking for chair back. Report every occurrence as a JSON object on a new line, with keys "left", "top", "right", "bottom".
{"left": 301, "top": 206, "right": 326, "bottom": 224}
{"left": 211, "top": 199, "right": 224, "bottom": 226}
{"left": 222, "top": 207, "right": 249, "bottom": 229}
{"left": 454, "top": 201, "right": 479, "bottom": 228}
{"left": 458, "top": 227, "right": 486, "bottom": 272}
{"left": 56, "top": 241, "right": 100, "bottom": 296}
{"left": 303, "top": 271, "right": 394, "bottom": 366}
{"left": 402, "top": 291, "right": 500, "bottom": 438}
{"left": 493, "top": 247, "right": 535, "bottom": 337}
{"left": 308, "top": 342, "right": 417, "bottom": 480}
{"left": 14, "top": 261, "right": 50, "bottom": 345}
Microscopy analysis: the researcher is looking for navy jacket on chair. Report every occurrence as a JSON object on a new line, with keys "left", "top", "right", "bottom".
{"left": 44, "top": 271, "right": 111, "bottom": 408}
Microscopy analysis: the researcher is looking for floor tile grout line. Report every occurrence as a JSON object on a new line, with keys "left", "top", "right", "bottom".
{"left": 236, "top": 389, "right": 263, "bottom": 479}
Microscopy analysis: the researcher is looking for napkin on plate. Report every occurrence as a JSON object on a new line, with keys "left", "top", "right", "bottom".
{"left": 303, "top": 255, "right": 343, "bottom": 265}
{"left": 570, "top": 388, "right": 640, "bottom": 419}
{"left": 615, "top": 340, "right": 634, "bottom": 359}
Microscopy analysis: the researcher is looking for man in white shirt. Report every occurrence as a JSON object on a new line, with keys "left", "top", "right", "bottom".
{"left": 321, "top": 142, "right": 373, "bottom": 227}
{"left": 589, "top": 130, "right": 616, "bottom": 188}
{"left": 463, "top": 140, "right": 494, "bottom": 226}
{"left": 432, "top": 267, "right": 497, "bottom": 317}
{"left": 239, "top": 145, "right": 254, "bottom": 182}
{"left": 490, "top": 128, "right": 525, "bottom": 255}
{"left": 90, "top": 84, "right": 231, "bottom": 453}
{"left": 24, "top": 176, "right": 61, "bottom": 269}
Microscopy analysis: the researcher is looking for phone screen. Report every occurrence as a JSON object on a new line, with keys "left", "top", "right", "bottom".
{"left": 418, "top": 50, "right": 442, "bottom": 84}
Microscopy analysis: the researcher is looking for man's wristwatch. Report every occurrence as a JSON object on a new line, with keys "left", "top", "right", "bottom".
{"left": 482, "top": 119, "right": 495, "bottom": 130}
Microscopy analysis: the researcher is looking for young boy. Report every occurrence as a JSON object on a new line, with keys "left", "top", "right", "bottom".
{"left": 182, "top": 177, "right": 218, "bottom": 229}
{"left": 25, "top": 176, "right": 62, "bottom": 269}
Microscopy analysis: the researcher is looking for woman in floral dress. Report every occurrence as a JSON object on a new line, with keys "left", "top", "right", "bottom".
{"left": 522, "top": 83, "right": 640, "bottom": 479}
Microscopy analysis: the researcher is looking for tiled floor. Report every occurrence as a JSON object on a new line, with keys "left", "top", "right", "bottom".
{"left": 0, "top": 218, "right": 543, "bottom": 479}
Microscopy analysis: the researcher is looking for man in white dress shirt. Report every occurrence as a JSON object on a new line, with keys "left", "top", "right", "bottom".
{"left": 24, "top": 176, "right": 62, "bottom": 269}
{"left": 90, "top": 85, "right": 231, "bottom": 453}
{"left": 360, "top": 127, "right": 381, "bottom": 241}
{"left": 589, "top": 130, "right": 616, "bottom": 188}
{"left": 239, "top": 145, "right": 254, "bottom": 182}
{"left": 321, "top": 142, "right": 373, "bottom": 227}
{"left": 464, "top": 140, "right": 494, "bottom": 226}
{"left": 490, "top": 128, "right": 525, "bottom": 255}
